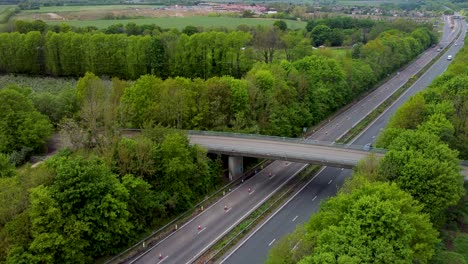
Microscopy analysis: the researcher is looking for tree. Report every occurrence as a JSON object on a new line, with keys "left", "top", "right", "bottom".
{"left": 298, "top": 182, "right": 438, "bottom": 264}
{"left": 266, "top": 225, "right": 313, "bottom": 264}
{"left": 0, "top": 87, "right": 52, "bottom": 156}
{"left": 378, "top": 130, "right": 464, "bottom": 224}
{"left": 119, "top": 75, "right": 163, "bottom": 127}
{"left": 311, "top": 24, "right": 332, "bottom": 46}
{"left": 329, "top": 28, "right": 344, "bottom": 46}
{"left": 418, "top": 113, "right": 454, "bottom": 143}
{"left": 252, "top": 26, "right": 282, "bottom": 63}
{"left": 121, "top": 174, "right": 165, "bottom": 232}
{"left": 182, "top": 25, "right": 199, "bottom": 36}
{"left": 387, "top": 93, "right": 427, "bottom": 130}
{"left": 273, "top": 20, "right": 287, "bottom": 31}
{"left": 9, "top": 154, "right": 134, "bottom": 262}
{"left": 0, "top": 154, "right": 15, "bottom": 178}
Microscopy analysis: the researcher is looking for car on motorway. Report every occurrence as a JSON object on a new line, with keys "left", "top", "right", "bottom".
{"left": 447, "top": 55, "right": 453, "bottom": 60}
{"left": 455, "top": 43, "right": 458, "bottom": 46}
{"left": 363, "top": 143, "right": 371, "bottom": 151}
{"left": 437, "top": 48, "right": 441, "bottom": 52}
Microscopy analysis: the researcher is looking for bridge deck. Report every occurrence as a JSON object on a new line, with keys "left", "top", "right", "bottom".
{"left": 188, "top": 133, "right": 468, "bottom": 176}
{"left": 188, "top": 134, "right": 384, "bottom": 168}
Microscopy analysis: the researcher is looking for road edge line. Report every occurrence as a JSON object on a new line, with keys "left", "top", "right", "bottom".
{"left": 218, "top": 166, "right": 327, "bottom": 264}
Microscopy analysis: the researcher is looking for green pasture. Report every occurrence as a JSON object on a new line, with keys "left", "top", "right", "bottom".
{"left": 21, "top": 5, "right": 164, "bottom": 13}
{"left": 0, "top": 5, "right": 16, "bottom": 23}
{"left": 337, "top": 0, "right": 404, "bottom": 6}
{"left": 48, "top": 16, "right": 307, "bottom": 30}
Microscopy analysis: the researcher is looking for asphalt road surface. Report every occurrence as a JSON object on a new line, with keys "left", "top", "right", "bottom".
{"left": 188, "top": 134, "right": 384, "bottom": 168}
{"left": 219, "top": 18, "right": 466, "bottom": 264}
{"left": 128, "top": 16, "right": 463, "bottom": 264}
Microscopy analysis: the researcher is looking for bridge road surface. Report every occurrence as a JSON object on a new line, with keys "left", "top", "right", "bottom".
{"left": 219, "top": 19, "right": 466, "bottom": 264}
{"left": 129, "top": 16, "right": 461, "bottom": 264}
{"left": 188, "top": 135, "right": 385, "bottom": 168}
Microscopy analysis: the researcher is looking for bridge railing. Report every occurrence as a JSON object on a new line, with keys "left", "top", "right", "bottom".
{"left": 187, "top": 130, "right": 387, "bottom": 154}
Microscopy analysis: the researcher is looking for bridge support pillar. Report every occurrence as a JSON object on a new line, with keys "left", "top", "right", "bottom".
{"left": 228, "top": 156, "right": 243, "bottom": 181}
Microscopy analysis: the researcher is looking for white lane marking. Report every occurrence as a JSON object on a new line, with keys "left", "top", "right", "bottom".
{"left": 248, "top": 190, "right": 255, "bottom": 195}
{"left": 292, "top": 239, "right": 302, "bottom": 251}
{"left": 218, "top": 166, "right": 324, "bottom": 264}
{"left": 268, "top": 239, "right": 276, "bottom": 247}
{"left": 194, "top": 164, "right": 311, "bottom": 264}
{"left": 292, "top": 215, "right": 298, "bottom": 222}
{"left": 130, "top": 158, "right": 277, "bottom": 264}
{"left": 158, "top": 255, "right": 169, "bottom": 263}
{"left": 349, "top": 29, "right": 465, "bottom": 145}
{"left": 328, "top": 179, "right": 333, "bottom": 184}
{"left": 312, "top": 195, "right": 317, "bottom": 201}
{"left": 224, "top": 208, "right": 231, "bottom": 213}
{"left": 197, "top": 227, "right": 206, "bottom": 234}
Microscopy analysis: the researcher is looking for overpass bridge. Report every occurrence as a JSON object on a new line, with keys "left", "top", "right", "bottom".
{"left": 187, "top": 131, "right": 468, "bottom": 180}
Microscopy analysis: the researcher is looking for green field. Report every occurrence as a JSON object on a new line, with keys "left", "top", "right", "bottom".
{"left": 0, "top": 5, "right": 17, "bottom": 23}
{"left": 48, "top": 16, "right": 307, "bottom": 30}
{"left": 338, "top": 0, "right": 405, "bottom": 6}
{"left": 21, "top": 5, "right": 164, "bottom": 13}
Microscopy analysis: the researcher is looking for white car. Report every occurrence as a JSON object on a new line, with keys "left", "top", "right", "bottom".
{"left": 447, "top": 55, "right": 453, "bottom": 60}
{"left": 363, "top": 143, "right": 371, "bottom": 151}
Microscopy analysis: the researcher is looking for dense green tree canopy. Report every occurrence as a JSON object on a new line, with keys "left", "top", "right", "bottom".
{"left": 378, "top": 130, "right": 464, "bottom": 224}
{"left": 0, "top": 87, "right": 53, "bottom": 156}
{"left": 267, "top": 182, "right": 438, "bottom": 264}
{"left": 4, "top": 154, "right": 132, "bottom": 263}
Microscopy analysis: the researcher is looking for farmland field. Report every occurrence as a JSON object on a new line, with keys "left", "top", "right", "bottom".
{"left": 20, "top": 5, "right": 165, "bottom": 13}
{"left": 46, "top": 16, "right": 307, "bottom": 30}
{"left": 0, "top": 5, "right": 16, "bottom": 23}
{"left": 337, "top": 0, "right": 406, "bottom": 5}
{"left": 0, "top": 74, "right": 77, "bottom": 93}
{"left": 12, "top": 3, "right": 306, "bottom": 30}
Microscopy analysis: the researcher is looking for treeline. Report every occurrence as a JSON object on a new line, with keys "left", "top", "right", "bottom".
{"left": 266, "top": 42, "right": 467, "bottom": 264}
{"left": 374, "top": 44, "right": 468, "bottom": 262}
{"left": 0, "top": 21, "right": 439, "bottom": 263}
{"left": 0, "top": 18, "right": 435, "bottom": 80}
{"left": 0, "top": 27, "right": 437, "bottom": 140}
{"left": 376, "top": 44, "right": 468, "bottom": 159}
{"left": 0, "top": 75, "right": 223, "bottom": 262}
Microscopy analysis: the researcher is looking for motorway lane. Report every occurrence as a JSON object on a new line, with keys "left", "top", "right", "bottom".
{"left": 220, "top": 167, "right": 348, "bottom": 264}
{"left": 355, "top": 22, "right": 467, "bottom": 147}
{"left": 311, "top": 16, "right": 460, "bottom": 143}
{"left": 219, "top": 19, "right": 465, "bottom": 264}
{"left": 132, "top": 161, "right": 308, "bottom": 264}
{"left": 130, "top": 16, "right": 462, "bottom": 264}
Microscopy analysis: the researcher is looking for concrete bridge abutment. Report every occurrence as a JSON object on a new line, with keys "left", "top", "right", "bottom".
{"left": 228, "top": 156, "right": 243, "bottom": 181}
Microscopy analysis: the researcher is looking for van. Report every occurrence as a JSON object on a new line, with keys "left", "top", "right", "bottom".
{"left": 447, "top": 55, "right": 453, "bottom": 60}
